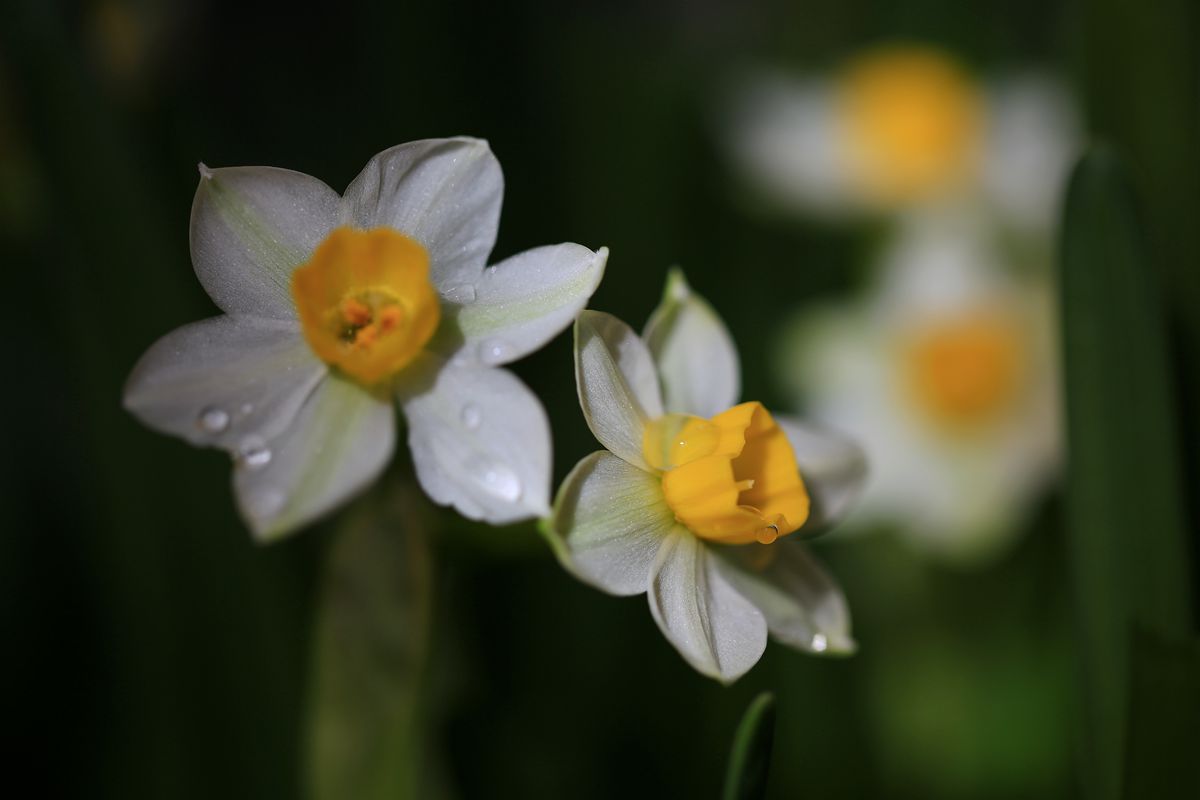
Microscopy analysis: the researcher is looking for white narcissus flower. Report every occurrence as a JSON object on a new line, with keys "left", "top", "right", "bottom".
{"left": 125, "top": 138, "right": 607, "bottom": 541}
{"left": 545, "top": 270, "right": 866, "bottom": 683}
{"left": 725, "top": 44, "right": 1079, "bottom": 227}
{"left": 778, "top": 210, "right": 1060, "bottom": 563}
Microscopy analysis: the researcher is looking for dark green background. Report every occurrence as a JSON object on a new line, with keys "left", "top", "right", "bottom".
{"left": 3, "top": 1, "right": 1196, "bottom": 797}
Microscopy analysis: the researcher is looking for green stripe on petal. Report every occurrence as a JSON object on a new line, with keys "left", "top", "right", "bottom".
{"left": 434, "top": 244, "right": 607, "bottom": 365}
{"left": 191, "top": 165, "right": 341, "bottom": 319}
{"left": 574, "top": 311, "right": 664, "bottom": 470}
{"left": 545, "top": 451, "right": 674, "bottom": 596}
{"left": 714, "top": 541, "right": 855, "bottom": 655}
{"left": 648, "top": 529, "right": 768, "bottom": 684}
{"left": 644, "top": 268, "right": 741, "bottom": 418}
{"left": 234, "top": 374, "right": 395, "bottom": 541}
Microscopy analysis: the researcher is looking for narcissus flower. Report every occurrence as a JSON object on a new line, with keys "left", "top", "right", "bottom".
{"left": 726, "top": 44, "right": 1078, "bottom": 225}
{"left": 125, "top": 138, "right": 607, "bottom": 540}
{"left": 545, "top": 271, "right": 865, "bottom": 683}
{"left": 779, "top": 210, "right": 1059, "bottom": 563}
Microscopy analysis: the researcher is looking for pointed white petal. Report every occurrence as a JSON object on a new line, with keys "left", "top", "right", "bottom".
{"left": 643, "top": 268, "right": 740, "bottom": 418}
{"left": 340, "top": 138, "right": 503, "bottom": 287}
{"left": 775, "top": 415, "right": 867, "bottom": 531}
{"left": 545, "top": 451, "right": 673, "bottom": 596}
{"left": 648, "top": 530, "right": 768, "bottom": 683}
{"left": 574, "top": 311, "right": 664, "bottom": 470}
{"left": 234, "top": 374, "right": 396, "bottom": 541}
{"left": 123, "top": 314, "right": 327, "bottom": 451}
{"left": 714, "top": 542, "right": 855, "bottom": 655}
{"left": 397, "top": 354, "right": 551, "bottom": 523}
{"left": 191, "top": 166, "right": 341, "bottom": 319}
{"left": 434, "top": 245, "right": 608, "bottom": 365}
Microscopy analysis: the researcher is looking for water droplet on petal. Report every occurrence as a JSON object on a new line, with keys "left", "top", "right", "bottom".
{"left": 478, "top": 338, "right": 514, "bottom": 365}
{"left": 471, "top": 459, "right": 522, "bottom": 502}
{"left": 811, "top": 633, "right": 828, "bottom": 653}
{"left": 441, "top": 283, "right": 477, "bottom": 304}
{"left": 237, "top": 435, "right": 272, "bottom": 469}
{"left": 484, "top": 265, "right": 497, "bottom": 278}
{"left": 461, "top": 404, "right": 482, "bottom": 429}
{"left": 198, "top": 406, "right": 230, "bottom": 434}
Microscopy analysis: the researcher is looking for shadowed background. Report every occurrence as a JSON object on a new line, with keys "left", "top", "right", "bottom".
{"left": 2, "top": 1, "right": 1197, "bottom": 798}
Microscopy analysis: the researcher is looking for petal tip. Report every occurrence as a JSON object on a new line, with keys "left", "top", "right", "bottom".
{"left": 197, "top": 161, "right": 213, "bottom": 180}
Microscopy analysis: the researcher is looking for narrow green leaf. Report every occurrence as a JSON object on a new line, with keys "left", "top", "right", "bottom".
{"left": 1122, "top": 628, "right": 1200, "bottom": 798}
{"left": 306, "top": 478, "right": 435, "bottom": 800}
{"left": 722, "top": 692, "right": 777, "bottom": 800}
{"left": 1059, "top": 145, "right": 1194, "bottom": 800}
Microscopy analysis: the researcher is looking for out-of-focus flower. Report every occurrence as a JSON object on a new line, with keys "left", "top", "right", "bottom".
{"left": 777, "top": 210, "right": 1059, "bottom": 563}
{"left": 726, "top": 44, "right": 1078, "bottom": 226}
{"left": 125, "top": 138, "right": 607, "bottom": 540}
{"left": 546, "top": 271, "right": 865, "bottom": 682}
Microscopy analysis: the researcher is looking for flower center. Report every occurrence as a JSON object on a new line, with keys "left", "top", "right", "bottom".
{"left": 291, "top": 227, "right": 441, "bottom": 385}
{"left": 838, "top": 45, "right": 983, "bottom": 205}
{"left": 643, "top": 402, "right": 810, "bottom": 545}
{"left": 901, "top": 313, "right": 1024, "bottom": 429}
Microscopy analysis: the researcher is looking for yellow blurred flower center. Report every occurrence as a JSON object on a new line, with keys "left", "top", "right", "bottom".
{"left": 838, "top": 46, "right": 983, "bottom": 205}
{"left": 643, "top": 402, "right": 810, "bottom": 545}
{"left": 903, "top": 314, "right": 1024, "bottom": 429}
{"left": 291, "top": 227, "right": 441, "bottom": 386}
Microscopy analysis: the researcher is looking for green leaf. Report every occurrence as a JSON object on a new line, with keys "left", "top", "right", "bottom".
{"left": 306, "top": 478, "right": 436, "bottom": 800}
{"left": 1059, "top": 145, "right": 1194, "bottom": 800}
{"left": 722, "top": 692, "right": 777, "bottom": 800}
{"left": 1122, "top": 628, "right": 1200, "bottom": 798}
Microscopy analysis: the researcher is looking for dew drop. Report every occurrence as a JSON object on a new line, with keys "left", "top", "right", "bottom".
{"left": 811, "top": 633, "right": 828, "bottom": 653}
{"left": 441, "top": 283, "right": 477, "bottom": 304}
{"left": 478, "top": 338, "right": 514, "bottom": 365}
{"left": 237, "top": 435, "right": 272, "bottom": 469}
{"left": 484, "top": 265, "right": 498, "bottom": 278}
{"left": 460, "top": 403, "right": 482, "bottom": 429}
{"left": 198, "top": 406, "right": 230, "bottom": 434}
{"left": 471, "top": 460, "right": 522, "bottom": 502}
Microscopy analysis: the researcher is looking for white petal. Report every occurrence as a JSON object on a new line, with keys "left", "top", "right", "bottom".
{"left": 191, "top": 165, "right": 341, "bottom": 319}
{"left": 123, "top": 314, "right": 326, "bottom": 451}
{"left": 545, "top": 451, "right": 673, "bottom": 596}
{"left": 340, "top": 138, "right": 503, "bottom": 288}
{"left": 435, "top": 244, "right": 608, "bottom": 365}
{"left": 234, "top": 374, "right": 396, "bottom": 541}
{"left": 648, "top": 530, "right": 768, "bottom": 683}
{"left": 982, "top": 76, "right": 1080, "bottom": 232}
{"left": 574, "top": 311, "right": 664, "bottom": 470}
{"left": 775, "top": 415, "right": 867, "bottom": 532}
{"left": 715, "top": 542, "right": 855, "bottom": 655}
{"left": 397, "top": 354, "right": 551, "bottom": 523}
{"left": 643, "top": 268, "right": 740, "bottom": 418}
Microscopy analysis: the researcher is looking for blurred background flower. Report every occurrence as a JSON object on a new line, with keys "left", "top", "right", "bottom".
{"left": 726, "top": 44, "right": 1079, "bottom": 225}
{"left": 725, "top": 41, "right": 1075, "bottom": 565}
{"left": 778, "top": 207, "right": 1060, "bottom": 562}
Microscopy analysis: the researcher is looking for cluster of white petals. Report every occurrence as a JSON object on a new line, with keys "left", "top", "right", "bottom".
{"left": 125, "top": 138, "right": 606, "bottom": 540}
{"left": 546, "top": 271, "right": 865, "bottom": 683}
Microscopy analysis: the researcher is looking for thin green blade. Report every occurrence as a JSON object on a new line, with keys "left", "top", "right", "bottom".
{"left": 1059, "top": 145, "right": 1194, "bottom": 800}
{"left": 722, "top": 692, "right": 777, "bottom": 800}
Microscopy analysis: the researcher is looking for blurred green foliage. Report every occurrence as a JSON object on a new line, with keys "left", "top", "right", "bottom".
{"left": 0, "top": 1, "right": 1195, "bottom": 798}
